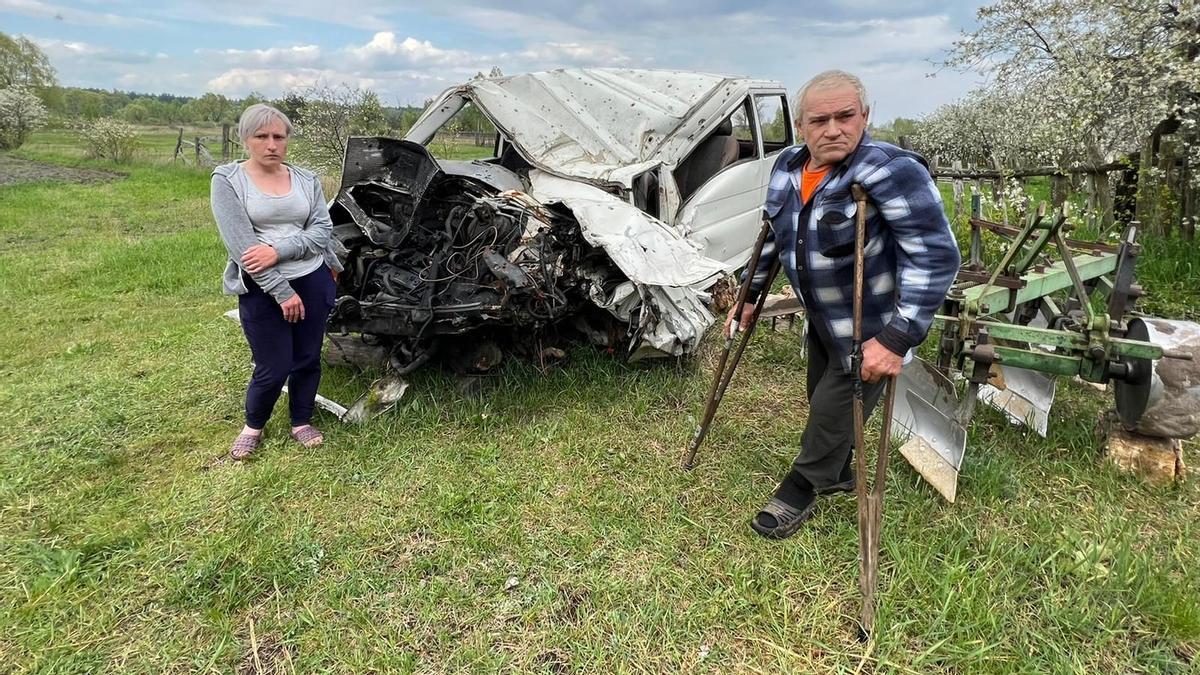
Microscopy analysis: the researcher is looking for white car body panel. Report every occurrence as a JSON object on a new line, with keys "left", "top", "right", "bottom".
{"left": 403, "top": 68, "right": 792, "bottom": 356}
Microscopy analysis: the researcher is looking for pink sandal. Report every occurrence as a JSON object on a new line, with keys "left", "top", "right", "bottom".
{"left": 290, "top": 425, "right": 324, "bottom": 448}
{"left": 229, "top": 433, "right": 261, "bottom": 460}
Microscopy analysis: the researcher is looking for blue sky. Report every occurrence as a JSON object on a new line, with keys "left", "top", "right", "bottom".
{"left": 2, "top": 0, "right": 989, "bottom": 120}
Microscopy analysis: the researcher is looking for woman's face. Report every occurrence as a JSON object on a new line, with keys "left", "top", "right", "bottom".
{"left": 245, "top": 118, "right": 289, "bottom": 168}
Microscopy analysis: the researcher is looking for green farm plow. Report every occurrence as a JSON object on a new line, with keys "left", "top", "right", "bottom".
{"left": 895, "top": 203, "right": 1193, "bottom": 500}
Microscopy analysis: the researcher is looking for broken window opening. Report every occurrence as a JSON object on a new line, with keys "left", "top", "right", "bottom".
{"left": 754, "top": 94, "right": 792, "bottom": 154}
{"left": 427, "top": 100, "right": 499, "bottom": 162}
{"left": 632, "top": 169, "right": 660, "bottom": 219}
{"left": 673, "top": 98, "right": 758, "bottom": 202}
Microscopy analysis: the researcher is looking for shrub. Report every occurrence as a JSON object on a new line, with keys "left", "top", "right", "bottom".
{"left": 288, "top": 84, "right": 387, "bottom": 177}
{"left": 0, "top": 85, "right": 48, "bottom": 149}
{"left": 80, "top": 117, "right": 137, "bottom": 163}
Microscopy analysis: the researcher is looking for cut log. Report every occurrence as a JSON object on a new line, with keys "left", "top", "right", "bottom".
{"left": 1101, "top": 414, "right": 1186, "bottom": 485}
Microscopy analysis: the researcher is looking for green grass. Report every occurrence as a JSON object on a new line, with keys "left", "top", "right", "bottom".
{"left": 1, "top": 136, "right": 1198, "bottom": 673}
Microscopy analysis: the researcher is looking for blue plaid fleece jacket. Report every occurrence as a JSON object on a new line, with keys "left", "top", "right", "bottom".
{"left": 745, "top": 134, "right": 960, "bottom": 372}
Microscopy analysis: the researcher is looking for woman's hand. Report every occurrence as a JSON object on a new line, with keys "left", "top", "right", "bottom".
{"left": 280, "top": 294, "right": 305, "bottom": 323}
{"left": 241, "top": 245, "right": 279, "bottom": 274}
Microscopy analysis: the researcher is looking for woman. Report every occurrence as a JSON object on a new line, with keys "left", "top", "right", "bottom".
{"left": 211, "top": 103, "right": 343, "bottom": 460}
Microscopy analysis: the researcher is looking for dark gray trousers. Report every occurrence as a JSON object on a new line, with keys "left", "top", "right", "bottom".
{"left": 793, "top": 328, "right": 887, "bottom": 489}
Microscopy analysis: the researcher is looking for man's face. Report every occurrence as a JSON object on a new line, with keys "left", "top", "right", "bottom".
{"left": 797, "top": 85, "right": 869, "bottom": 169}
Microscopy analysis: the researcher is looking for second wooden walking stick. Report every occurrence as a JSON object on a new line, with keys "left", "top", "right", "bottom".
{"left": 683, "top": 216, "right": 780, "bottom": 470}
{"left": 849, "top": 183, "right": 898, "bottom": 640}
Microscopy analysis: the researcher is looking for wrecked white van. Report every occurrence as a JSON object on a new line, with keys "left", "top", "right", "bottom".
{"left": 327, "top": 68, "right": 794, "bottom": 372}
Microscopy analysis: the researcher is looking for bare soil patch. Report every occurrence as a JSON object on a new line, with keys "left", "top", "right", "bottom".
{"left": 0, "top": 155, "right": 123, "bottom": 186}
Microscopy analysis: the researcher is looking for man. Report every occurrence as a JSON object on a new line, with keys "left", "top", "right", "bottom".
{"left": 726, "top": 70, "right": 960, "bottom": 539}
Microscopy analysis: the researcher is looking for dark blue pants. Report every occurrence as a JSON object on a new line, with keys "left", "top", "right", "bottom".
{"left": 239, "top": 265, "right": 336, "bottom": 429}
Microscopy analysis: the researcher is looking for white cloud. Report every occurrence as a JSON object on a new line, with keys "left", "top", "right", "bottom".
{"left": 32, "top": 37, "right": 161, "bottom": 64}
{"left": 207, "top": 67, "right": 355, "bottom": 95}
{"left": 512, "top": 42, "right": 640, "bottom": 67}
{"left": 149, "top": 0, "right": 393, "bottom": 31}
{"left": 34, "top": 38, "right": 102, "bottom": 57}
{"left": 804, "top": 15, "right": 959, "bottom": 57}
{"left": 219, "top": 16, "right": 278, "bottom": 28}
{"left": 345, "top": 32, "right": 478, "bottom": 69}
{"left": 205, "top": 66, "right": 448, "bottom": 104}
{"left": 450, "top": 6, "right": 591, "bottom": 41}
{"left": 199, "top": 45, "right": 324, "bottom": 67}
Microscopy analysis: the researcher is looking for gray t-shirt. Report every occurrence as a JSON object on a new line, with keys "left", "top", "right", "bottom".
{"left": 240, "top": 167, "right": 324, "bottom": 280}
{"left": 211, "top": 161, "right": 343, "bottom": 304}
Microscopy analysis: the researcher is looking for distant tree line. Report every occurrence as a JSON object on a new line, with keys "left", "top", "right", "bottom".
{"left": 29, "top": 86, "right": 430, "bottom": 131}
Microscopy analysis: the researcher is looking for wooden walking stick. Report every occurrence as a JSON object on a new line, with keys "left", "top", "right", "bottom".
{"left": 683, "top": 217, "right": 781, "bottom": 470}
{"left": 850, "top": 183, "right": 898, "bottom": 640}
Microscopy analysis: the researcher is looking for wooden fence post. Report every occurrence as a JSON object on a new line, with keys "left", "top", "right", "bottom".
{"left": 1113, "top": 154, "right": 1139, "bottom": 228}
{"left": 195, "top": 137, "right": 201, "bottom": 165}
{"left": 1052, "top": 173, "right": 1068, "bottom": 211}
{"left": 969, "top": 192, "right": 983, "bottom": 269}
{"left": 1135, "top": 137, "right": 1156, "bottom": 232}
{"left": 1084, "top": 174, "right": 1098, "bottom": 233}
{"left": 222, "top": 124, "right": 231, "bottom": 161}
{"left": 1085, "top": 148, "right": 1116, "bottom": 236}
{"left": 990, "top": 154, "right": 1007, "bottom": 226}
{"left": 1182, "top": 153, "right": 1196, "bottom": 241}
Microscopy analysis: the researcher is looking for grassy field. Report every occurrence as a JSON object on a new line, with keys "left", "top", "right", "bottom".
{"left": 1, "top": 130, "right": 1199, "bottom": 673}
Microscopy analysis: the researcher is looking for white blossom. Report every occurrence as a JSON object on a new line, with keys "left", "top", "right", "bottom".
{"left": 0, "top": 85, "right": 47, "bottom": 150}
{"left": 918, "top": 0, "right": 1199, "bottom": 183}
{"left": 80, "top": 117, "right": 138, "bottom": 163}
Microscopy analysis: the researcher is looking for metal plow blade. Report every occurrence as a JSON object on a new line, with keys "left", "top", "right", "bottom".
{"left": 893, "top": 358, "right": 968, "bottom": 503}
{"left": 343, "top": 375, "right": 409, "bottom": 423}
{"left": 979, "top": 366, "right": 1055, "bottom": 436}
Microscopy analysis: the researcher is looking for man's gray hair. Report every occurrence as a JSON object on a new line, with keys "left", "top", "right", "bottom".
{"left": 237, "top": 103, "right": 293, "bottom": 141}
{"left": 794, "top": 70, "right": 869, "bottom": 120}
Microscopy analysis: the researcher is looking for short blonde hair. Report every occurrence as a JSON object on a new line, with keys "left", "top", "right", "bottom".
{"left": 794, "top": 70, "right": 869, "bottom": 120}
{"left": 237, "top": 103, "right": 292, "bottom": 141}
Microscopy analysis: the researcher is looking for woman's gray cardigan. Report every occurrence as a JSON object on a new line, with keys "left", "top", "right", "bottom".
{"left": 210, "top": 161, "right": 344, "bottom": 304}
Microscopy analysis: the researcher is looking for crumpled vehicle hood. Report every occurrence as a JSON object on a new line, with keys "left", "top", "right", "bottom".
{"left": 414, "top": 68, "right": 761, "bottom": 188}
{"left": 527, "top": 170, "right": 730, "bottom": 357}
{"left": 527, "top": 171, "right": 728, "bottom": 288}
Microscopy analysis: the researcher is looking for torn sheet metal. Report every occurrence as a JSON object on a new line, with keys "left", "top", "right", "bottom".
{"left": 528, "top": 170, "right": 730, "bottom": 287}
{"left": 412, "top": 69, "right": 778, "bottom": 188}
{"left": 331, "top": 69, "right": 791, "bottom": 371}
{"left": 629, "top": 285, "right": 714, "bottom": 359}
{"left": 343, "top": 375, "right": 409, "bottom": 423}
{"left": 528, "top": 170, "right": 725, "bottom": 357}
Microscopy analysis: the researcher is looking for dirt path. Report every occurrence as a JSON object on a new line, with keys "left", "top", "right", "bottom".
{"left": 0, "top": 155, "right": 123, "bottom": 186}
